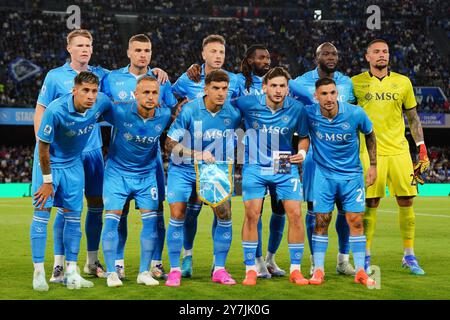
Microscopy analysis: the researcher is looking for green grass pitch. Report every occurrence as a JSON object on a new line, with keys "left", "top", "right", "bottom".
{"left": 0, "top": 196, "right": 449, "bottom": 300}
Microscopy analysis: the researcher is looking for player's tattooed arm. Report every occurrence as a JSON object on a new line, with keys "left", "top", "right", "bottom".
{"left": 314, "top": 213, "right": 332, "bottom": 235}
{"left": 405, "top": 107, "right": 425, "bottom": 145}
{"left": 165, "top": 137, "right": 215, "bottom": 162}
{"left": 213, "top": 200, "right": 231, "bottom": 220}
{"left": 38, "top": 140, "right": 51, "bottom": 175}
{"left": 364, "top": 131, "right": 377, "bottom": 187}
{"left": 364, "top": 131, "right": 377, "bottom": 166}
{"left": 35, "top": 140, "right": 53, "bottom": 209}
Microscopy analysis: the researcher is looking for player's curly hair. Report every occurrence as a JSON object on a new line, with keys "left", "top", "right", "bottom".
{"left": 240, "top": 44, "right": 268, "bottom": 92}
{"left": 263, "top": 67, "right": 291, "bottom": 84}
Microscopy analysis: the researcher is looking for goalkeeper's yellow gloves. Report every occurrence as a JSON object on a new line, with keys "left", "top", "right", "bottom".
{"left": 413, "top": 143, "right": 430, "bottom": 185}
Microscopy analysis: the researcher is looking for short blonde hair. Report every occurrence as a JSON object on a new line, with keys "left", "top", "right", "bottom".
{"left": 67, "top": 29, "right": 93, "bottom": 45}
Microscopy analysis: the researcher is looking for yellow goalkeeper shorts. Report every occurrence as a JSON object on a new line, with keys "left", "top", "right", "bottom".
{"left": 360, "top": 151, "right": 418, "bottom": 198}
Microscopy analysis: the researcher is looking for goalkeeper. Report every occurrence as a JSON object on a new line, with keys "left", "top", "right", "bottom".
{"left": 352, "top": 39, "right": 429, "bottom": 275}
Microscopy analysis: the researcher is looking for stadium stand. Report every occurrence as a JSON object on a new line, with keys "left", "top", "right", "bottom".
{"left": 0, "top": 1, "right": 449, "bottom": 111}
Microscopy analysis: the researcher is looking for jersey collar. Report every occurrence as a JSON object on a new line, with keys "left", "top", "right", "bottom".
{"left": 368, "top": 70, "right": 391, "bottom": 80}
{"left": 67, "top": 94, "right": 78, "bottom": 114}
{"left": 63, "top": 62, "right": 93, "bottom": 73}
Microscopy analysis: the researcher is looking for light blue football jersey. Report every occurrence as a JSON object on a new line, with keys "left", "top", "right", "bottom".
{"left": 234, "top": 94, "right": 308, "bottom": 167}
{"left": 305, "top": 101, "right": 373, "bottom": 179}
{"left": 172, "top": 64, "right": 239, "bottom": 101}
{"left": 37, "top": 62, "right": 109, "bottom": 152}
{"left": 102, "top": 65, "right": 177, "bottom": 108}
{"left": 37, "top": 92, "right": 113, "bottom": 169}
{"left": 167, "top": 97, "right": 242, "bottom": 170}
{"left": 103, "top": 102, "right": 172, "bottom": 176}
{"left": 289, "top": 67, "right": 355, "bottom": 105}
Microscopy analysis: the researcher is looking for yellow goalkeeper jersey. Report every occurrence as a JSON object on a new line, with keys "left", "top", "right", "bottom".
{"left": 352, "top": 71, "right": 417, "bottom": 156}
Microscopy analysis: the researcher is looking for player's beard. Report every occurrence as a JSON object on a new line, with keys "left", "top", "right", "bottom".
{"left": 319, "top": 61, "right": 337, "bottom": 75}
{"left": 374, "top": 63, "right": 388, "bottom": 71}
{"left": 253, "top": 65, "right": 269, "bottom": 77}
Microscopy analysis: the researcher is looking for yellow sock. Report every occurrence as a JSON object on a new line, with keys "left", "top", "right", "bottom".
{"left": 399, "top": 206, "right": 415, "bottom": 249}
{"left": 363, "top": 207, "right": 377, "bottom": 253}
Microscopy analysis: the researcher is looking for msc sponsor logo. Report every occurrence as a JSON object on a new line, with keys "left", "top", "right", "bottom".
{"left": 315, "top": 130, "right": 352, "bottom": 141}
{"left": 203, "top": 129, "right": 234, "bottom": 140}
{"left": 77, "top": 124, "right": 96, "bottom": 136}
{"left": 365, "top": 92, "right": 400, "bottom": 101}
{"left": 260, "top": 124, "right": 289, "bottom": 135}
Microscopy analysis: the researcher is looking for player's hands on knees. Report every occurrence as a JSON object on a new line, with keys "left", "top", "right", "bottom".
{"left": 34, "top": 183, "right": 54, "bottom": 209}
{"left": 152, "top": 68, "right": 169, "bottom": 84}
{"left": 186, "top": 64, "right": 201, "bottom": 83}
{"left": 366, "top": 165, "right": 377, "bottom": 187}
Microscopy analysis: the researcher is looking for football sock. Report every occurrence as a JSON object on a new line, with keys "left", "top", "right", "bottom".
{"left": 183, "top": 202, "right": 202, "bottom": 251}
{"left": 213, "top": 218, "right": 232, "bottom": 268}
{"left": 288, "top": 242, "right": 304, "bottom": 268}
{"left": 102, "top": 213, "right": 120, "bottom": 273}
{"left": 116, "top": 210, "right": 128, "bottom": 262}
{"left": 363, "top": 207, "right": 377, "bottom": 254}
{"left": 268, "top": 212, "right": 285, "bottom": 255}
{"left": 349, "top": 235, "right": 366, "bottom": 271}
{"left": 305, "top": 209, "right": 315, "bottom": 254}
{"left": 336, "top": 209, "right": 350, "bottom": 254}
{"left": 152, "top": 209, "right": 165, "bottom": 262}
{"left": 312, "top": 234, "right": 328, "bottom": 271}
{"left": 63, "top": 211, "right": 82, "bottom": 263}
{"left": 53, "top": 207, "right": 65, "bottom": 256}
{"left": 242, "top": 241, "right": 258, "bottom": 269}
{"left": 140, "top": 211, "right": 158, "bottom": 273}
{"left": 167, "top": 218, "right": 184, "bottom": 269}
{"left": 399, "top": 206, "right": 415, "bottom": 250}
{"left": 30, "top": 209, "right": 50, "bottom": 263}
{"left": 85, "top": 206, "right": 103, "bottom": 260}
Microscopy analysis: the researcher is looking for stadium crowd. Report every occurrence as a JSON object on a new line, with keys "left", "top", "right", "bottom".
{"left": 0, "top": 3, "right": 449, "bottom": 112}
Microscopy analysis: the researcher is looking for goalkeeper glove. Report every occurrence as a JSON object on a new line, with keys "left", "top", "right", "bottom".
{"left": 413, "top": 143, "right": 430, "bottom": 185}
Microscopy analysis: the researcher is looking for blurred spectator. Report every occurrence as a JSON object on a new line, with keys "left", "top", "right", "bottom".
{"left": 0, "top": 145, "right": 33, "bottom": 183}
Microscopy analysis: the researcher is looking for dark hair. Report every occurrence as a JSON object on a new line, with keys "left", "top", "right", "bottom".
{"left": 74, "top": 71, "right": 99, "bottom": 86}
{"left": 262, "top": 67, "right": 291, "bottom": 84}
{"left": 202, "top": 34, "right": 226, "bottom": 49}
{"left": 205, "top": 70, "right": 229, "bottom": 85}
{"left": 136, "top": 76, "right": 158, "bottom": 86}
{"left": 240, "top": 44, "right": 268, "bottom": 91}
{"left": 367, "top": 39, "right": 388, "bottom": 52}
{"left": 315, "top": 77, "right": 336, "bottom": 89}
{"left": 129, "top": 33, "right": 151, "bottom": 46}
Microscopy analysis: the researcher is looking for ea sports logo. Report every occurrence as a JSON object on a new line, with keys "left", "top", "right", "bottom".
{"left": 365, "top": 93, "right": 373, "bottom": 101}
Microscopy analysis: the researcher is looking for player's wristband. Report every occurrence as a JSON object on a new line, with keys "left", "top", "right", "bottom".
{"left": 297, "top": 149, "right": 307, "bottom": 159}
{"left": 416, "top": 141, "right": 425, "bottom": 147}
{"left": 43, "top": 174, "right": 53, "bottom": 184}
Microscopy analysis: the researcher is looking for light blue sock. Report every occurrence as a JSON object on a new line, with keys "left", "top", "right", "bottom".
{"left": 102, "top": 213, "right": 120, "bottom": 273}
{"left": 63, "top": 211, "right": 82, "bottom": 262}
{"left": 85, "top": 206, "right": 103, "bottom": 252}
{"left": 349, "top": 235, "right": 367, "bottom": 271}
{"left": 116, "top": 211, "right": 128, "bottom": 261}
{"left": 140, "top": 212, "right": 158, "bottom": 273}
{"left": 256, "top": 216, "right": 263, "bottom": 258}
{"left": 336, "top": 209, "right": 350, "bottom": 254}
{"left": 152, "top": 209, "right": 165, "bottom": 261}
{"left": 268, "top": 213, "right": 285, "bottom": 254}
{"left": 312, "top": 234, "right": 328, "bottom": 270}
{"left": 30, "top": 209, "right": 50, "bottom": 263}
{"left": 167, "top": 218, "right": 184, "bottom": 268}
{"left": 183, "top": 203, "right": 202, "bottom": 251}
{"left": 242, "top": 241, "right": 258, "bottom": 266}
{"left": 53, "top": 207, "right": 65, "bottom": 256}
{"left": 288, "top": 242, "right": 304, "bottom": 265}
{"left": 306, "top": 210, "right": 315, "bottom": 255}
{"left": 213, "top": 218, "right": 232, "bottom": 268}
